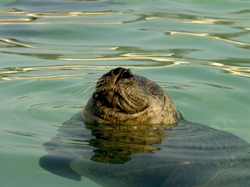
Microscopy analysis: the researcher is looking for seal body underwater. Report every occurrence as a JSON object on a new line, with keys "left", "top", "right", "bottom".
{"left": 40, "top": 67, "right": 250, "bottom": 187}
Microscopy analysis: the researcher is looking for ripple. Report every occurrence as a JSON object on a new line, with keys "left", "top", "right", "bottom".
{"left": 0, "top": 9, "right": 137, "bottom": 25}
{"left": 3, "top": 129, "right": 41, "bottom": 138}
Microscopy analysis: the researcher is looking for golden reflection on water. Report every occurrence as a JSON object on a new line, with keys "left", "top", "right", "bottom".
{"left": 0, "top": 38, "right": 40, "bottom": 49}
{"left": 0, "top": 38, "right": 119, "bottom": 50}
{"left": 0, "top": 18, "right": 32, "bottom": 22}
{"left": 0, "top": 61, "right": 249, "bottom": 81}
{"left": 169, "top": 31, "right": 250, "bottom": 46}
{"left": 0, "top": 62, "right": 186, "bottom": 81}
{"left": 0, "top": 21, "right": 123, "bottom": 25}
{"left": 146, "top": 17, "right": 218, "bottom": 24}
{"left": 210, "top": 62, "right": 250, "bottom": 78}
{"left": 58, "top": 53, "right": 175, "bottom": 62}
{"left": 146, "top": 16, "right": 250, "bottom": 24}
{"left": 27, "top": 12, "right": 115, "bottom": 18}
{"left": 0, "top": 9, "right": 123, "bottom": 25}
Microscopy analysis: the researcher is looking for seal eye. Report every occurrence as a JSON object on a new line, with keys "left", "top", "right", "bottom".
{"left": 93, "top": 93, "right": 99, "bottom": 99}
{"left": 146, "top": 87, "right": 157, "bottom": 96}
{"left": 151, "top": 90, "right": 157, "bottom": 96}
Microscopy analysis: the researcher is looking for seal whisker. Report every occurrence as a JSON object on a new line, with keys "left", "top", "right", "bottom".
{"left": 83, "top": 88, "right": 95, "bottom": 98}
{"left": 63, "top": 90, "right": 93, "bottom": 107}
{"left": 68, "top": 82, "right": 86, "bottom": 94}
{"left": 63, "top": 84, "right": 95, "bottom": 107}
{"left": 68, "top": 81, "right": 97, "bottom": 95}
{"left": 76, "top": 83, "right": 95, "bottom": 95}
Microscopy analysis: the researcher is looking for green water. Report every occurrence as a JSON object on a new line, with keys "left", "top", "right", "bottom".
{"left": 1, "top": 0, "right": 250, "bottom": 186}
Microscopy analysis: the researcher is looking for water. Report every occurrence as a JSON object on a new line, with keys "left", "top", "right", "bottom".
{"left": 1, "top": 0, "right": 250, "bottom": 186}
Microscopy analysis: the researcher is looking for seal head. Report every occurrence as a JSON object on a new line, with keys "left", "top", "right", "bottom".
{"left": 82, "top": 67, "right": 180, "bottom": 125}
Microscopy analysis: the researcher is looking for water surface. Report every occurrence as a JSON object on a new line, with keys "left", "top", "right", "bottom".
{"left": 1, "top": 0, "right": 250, "bottom": 186}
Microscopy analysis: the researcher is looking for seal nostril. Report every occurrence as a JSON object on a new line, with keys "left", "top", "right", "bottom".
{"left": 121, "top": 69, "right": 133, "bottom": 79}
{"left": 127, "top": 69, "right": 133, "bottom": 77}
{"left": 112, "top": 67, "right": 124, "bottom": 75}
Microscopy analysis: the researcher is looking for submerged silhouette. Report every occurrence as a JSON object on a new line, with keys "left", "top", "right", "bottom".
{"left": 40, "top": 68, "right": 250, "bottom": 186}
{"left": 40, "top": 112, "right": 250, "bottom": 187}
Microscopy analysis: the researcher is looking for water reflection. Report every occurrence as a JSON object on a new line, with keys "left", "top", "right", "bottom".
{"left": 4, "top": 129, "right": 40, "bottom": 138}
{"left": 58, "top": 52, "right": 175, "bottom": 61}
{"left": 40, "top": 112, "right": 250, "bottom": 186}
{"left": 146, "top": 16, "right": 250, "bottom": 25}
{"left": 85, "top": 122, "right": 174, "bottom": 164}
{"left": 1, "top": 4, "right": 250, "bottom": 80}
{"left": 146, "top": 16, "right": 218, "bottom": 24}
{"left": 0, "top": 61, "right": 249, "bottom": 81}
{"left": 0, "top": 62, "right": 185, "bottom": 81}
{"left": 0, "top": 8, "right": 124, "bottom": 25}
{"left": 169, "top": 31, "right": 250, "bottom": 46}
{"left": 0, "top": 38, "right": 119, "bottom": 50}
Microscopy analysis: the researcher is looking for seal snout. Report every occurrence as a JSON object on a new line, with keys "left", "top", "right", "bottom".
{"left": 109, "top": 67, "right": 134, "bottom": 84}
{"left": 95, "top": 68, "right": 142, "bottom": 113}
{"left": 95, "top": 67, "right": 135, "bottom": 91}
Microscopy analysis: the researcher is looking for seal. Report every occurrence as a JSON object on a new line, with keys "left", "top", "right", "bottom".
{"left": 39, "top": 67, "right": 250, "bottom": 187}
{"left": 82, "top": 67, "right": 180, "bottom": 125}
